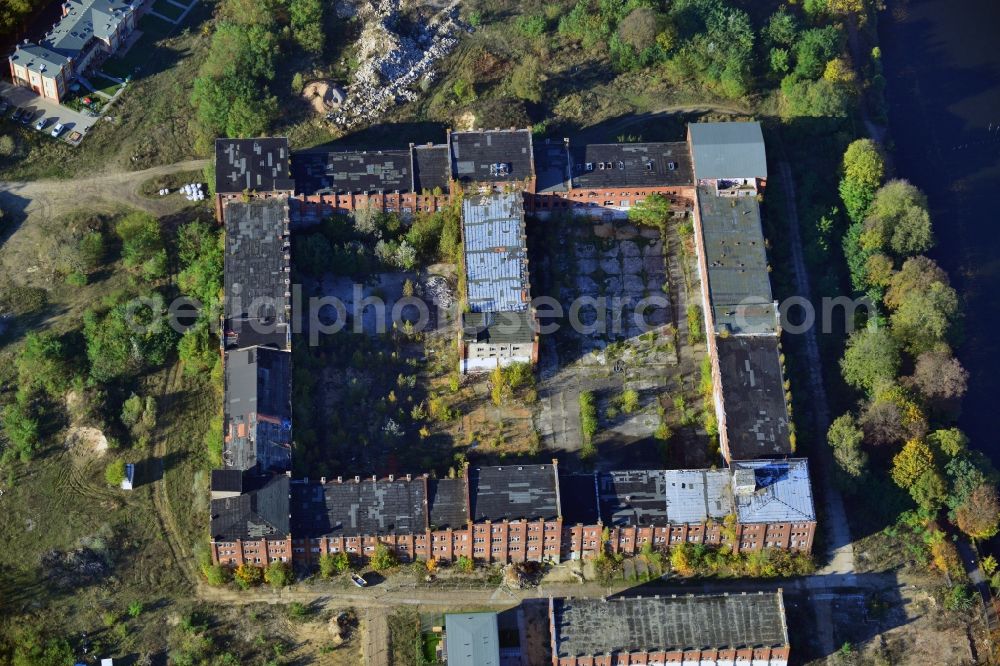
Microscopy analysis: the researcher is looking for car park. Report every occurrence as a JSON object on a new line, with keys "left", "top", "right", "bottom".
{"left": 50, "top": 123, "right": 65, "bottom": 138}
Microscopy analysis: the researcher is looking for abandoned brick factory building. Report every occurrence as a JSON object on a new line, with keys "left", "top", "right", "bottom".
{"left": 548, "top": 591, "right": 790, "bottom": 666}
{"left": 210, "top": 459, "right": 815, "bottom": 567}
{"left": 209, "top": 122, "right": 810, "bottom": 568}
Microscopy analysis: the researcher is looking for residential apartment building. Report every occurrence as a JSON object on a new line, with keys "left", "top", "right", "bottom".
{"left": 8, "top": 0, "right": 145, "bottom": 103}
{"left": 548, "top": 592, "right": 790, "bottom": 666}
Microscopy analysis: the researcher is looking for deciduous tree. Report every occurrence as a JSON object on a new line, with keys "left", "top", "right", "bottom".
{"left": 862, "top": 180, "right": 934, "bottom": 257}
{"left": 910, "top": 351, "right": 968, "bottom": 401}
{"left": 827, "top": 413, "right": 868, "bottom": 484}
{"left": 840, "top": 326, "right": 900, "bottom": 393}
{"left": 955, "top": 484, "right": 1000, "bottom": 540}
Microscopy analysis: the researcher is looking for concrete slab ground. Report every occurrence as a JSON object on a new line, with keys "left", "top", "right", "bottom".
{"left": 0, "top": 81, "right": 99, "bottom": 145}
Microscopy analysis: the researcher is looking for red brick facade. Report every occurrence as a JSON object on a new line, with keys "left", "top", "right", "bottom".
{"left": 550, "top": 645, "right": 791, "bottom": 666}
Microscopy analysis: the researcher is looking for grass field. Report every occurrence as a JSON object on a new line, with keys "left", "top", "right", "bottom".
{"left": 93, "top": 75, "right": 125, "bottom": 98}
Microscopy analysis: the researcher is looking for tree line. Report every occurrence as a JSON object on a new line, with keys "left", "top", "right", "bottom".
{"left": 828, "top": 139, "right": 1000, "bottom": 569}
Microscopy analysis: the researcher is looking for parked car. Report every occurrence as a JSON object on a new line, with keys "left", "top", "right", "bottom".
{"left": 350, "top": 573, "right": 368, "bottom": 588}
{"left": 0, "top": 101, "right": 8, "bottom": 115}
{"left": 50, "top": 123, "right": 65, "bottom": 138}
{"left": 10, "top": 108, "right": 22, "bottom": 122}
{"left": 34, "top": 117, "right": 47, "bottom": 131}
{"left": 19, "top": 110, "right": 31, "bottom": 124}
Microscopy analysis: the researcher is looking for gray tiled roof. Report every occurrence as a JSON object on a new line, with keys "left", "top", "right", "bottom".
{"left": 598, "top": 470, "right": 668, "bottom": 527}
{"left": 450, "top": 129, "right": 534, "bottom": 184}
{"left": 688, "top": 122, "right": 768, "bottom": 181}
{"left": 413, "top": 144, "right": 451, "bottom": 193}
{"left": 428, "top": 478, "right": 468, "bottom": 530}
{"left": 462, "top": 193, "right": 530, "bottom": 313}
{"left": 9, "top": 44, "right": 70, "bottom": 74}
{"left": 570, "top": 142, "right": 692, "bottom": 189}
{"left": 223, "top": 199, "right": 291, "bottom": 345}
{"left": 551, "top": 592, "right": 789, "bottom": 658}
{"left": 42, "top": 0, "right": 134, "bottom": 57}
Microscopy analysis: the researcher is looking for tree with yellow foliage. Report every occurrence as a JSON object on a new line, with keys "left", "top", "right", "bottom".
{"left": 891, "top": 439, "right": 935, "bottom": 489}
{"left": 823, "top": 57, "right": 856, "bottom": 85}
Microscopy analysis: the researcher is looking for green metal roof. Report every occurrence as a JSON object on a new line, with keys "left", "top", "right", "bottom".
{"left": 445, "top": 612, "right": 499, "bottom": 666}
{"left": 688, "top": 122, "right": 768, "bottom": 180}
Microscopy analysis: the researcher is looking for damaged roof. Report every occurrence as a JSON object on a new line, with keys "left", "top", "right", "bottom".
{"left": 210, "top": 474, "right": 290, "bottom": 541}
{"left": 291, "top": 149, "right": 413, "bottom": 195}
{"left": 598, "top": 470, "right": 668, "bottom": 527}
{"left": 461, "top": 310, "right": 535, "bottom": 344}
{"left": 696, "top": 187, "right": 775, "bottom": 328}
{"left": 717, "top": 336, "right": 792, "bottom": 460}
{"left": 216, "top": 138, "right": 295, "bottom": 194}
{"left": 223, "top": 199, "right": 291, "bottom": 346}
{"left": 469, "top": 464, "right": 560, "bottom": 522}
{"left": 732, "top": 459, "right": 815, "bottom": 524}
{"left": 428, "top": 478, "right": 469, "bottom": 530}
{"left": 462, "top": 193, "right": 530, "bottom": 314}
{"left": 413, "top": 144, "right": 452, "bottom": 194}
{"left": 450, "top": 129, "right": 534, "bottom": 185}
{"left": 551, "top": 592, "right": 789, "bottom": 658}
{"left": 534, "top": 138, "right": 571, "bottom": 193}
{"left": 223, "top": 347, "right": 293, "bottom": 473}
{"left": 570, "top": 142, "right": 692, "bottom": 189}
{"left": 290, "top": 478, "right": 428, "bottom": 537}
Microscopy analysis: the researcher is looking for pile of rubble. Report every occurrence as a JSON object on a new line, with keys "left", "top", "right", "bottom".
{"left": 329, "top": 0, "right": 465, "bottom": 128}
{"left": 420, "top": 274, "right": 455, "bottom": 311}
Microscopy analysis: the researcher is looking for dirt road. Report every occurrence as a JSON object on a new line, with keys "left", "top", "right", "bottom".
{"left": 0, "top": 158, "right": 209, "bottom": 221}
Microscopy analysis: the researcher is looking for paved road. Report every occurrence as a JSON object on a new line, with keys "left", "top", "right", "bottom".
{"left": 776, "top": 159, "right": 856, "bottom": 580}
{"left": 0, "top": 158, "right": 209, "bottom": 220}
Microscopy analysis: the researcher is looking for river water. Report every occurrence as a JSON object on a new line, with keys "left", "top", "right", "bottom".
{"left": 879, "top": 0, "right": 1000, "bottom": 458}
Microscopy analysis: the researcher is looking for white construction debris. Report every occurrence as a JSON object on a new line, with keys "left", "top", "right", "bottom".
{"left": 329, "top": 0, "right": 465, "bottom": 128}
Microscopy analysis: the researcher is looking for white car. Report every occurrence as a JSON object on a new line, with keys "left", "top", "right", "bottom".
{"left": 34, "top": 117, "right": 47, "bottom": 131}
{"left": 50, "top": 123, "right": 65, "bottom": 138}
